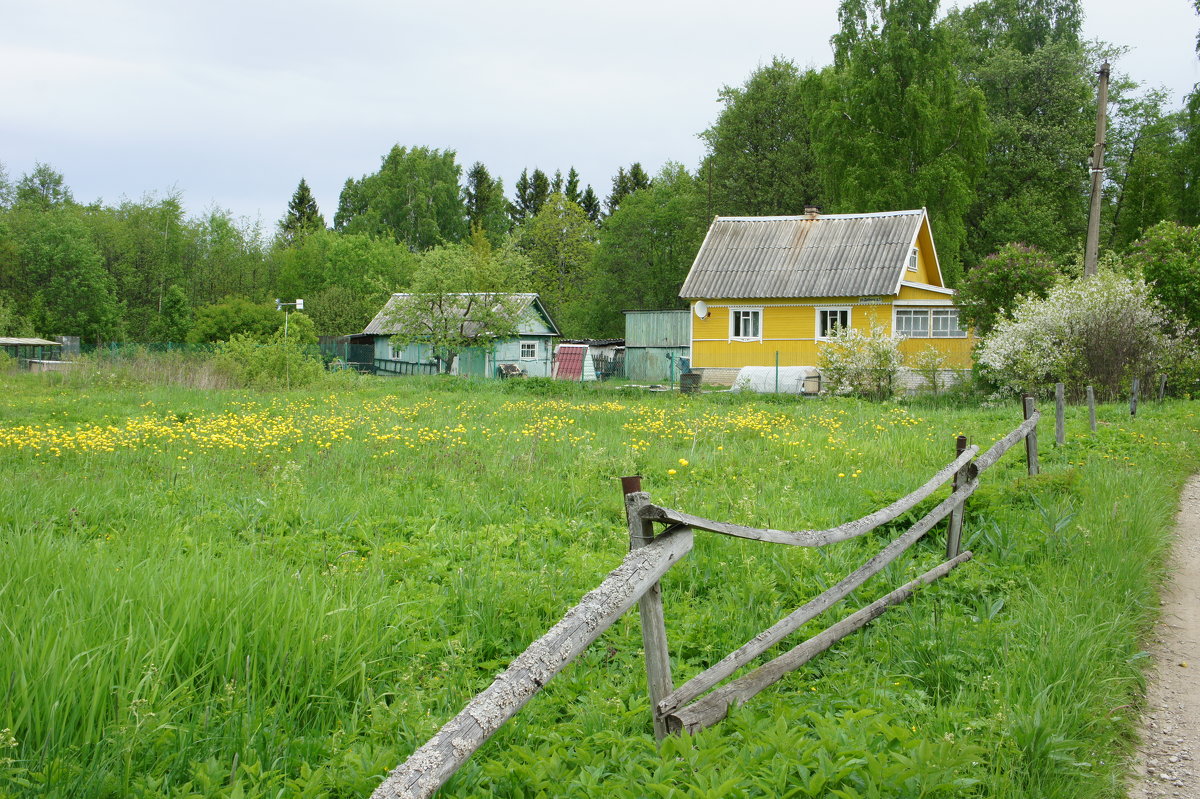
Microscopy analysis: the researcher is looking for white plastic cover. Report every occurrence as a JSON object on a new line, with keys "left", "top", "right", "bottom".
{"left": 729, "top": 365, "right": 817, "bottom": 394}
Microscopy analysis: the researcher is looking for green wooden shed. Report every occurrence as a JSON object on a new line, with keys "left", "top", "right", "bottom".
{"left": 622, "top": 310, "right": 690, "bottom": 383}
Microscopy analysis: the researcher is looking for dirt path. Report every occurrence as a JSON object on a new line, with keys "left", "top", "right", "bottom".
{"left": 1129, "top": 475, "right": 1200, "bottom": 798}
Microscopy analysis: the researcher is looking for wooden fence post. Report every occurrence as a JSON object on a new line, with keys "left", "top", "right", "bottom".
{"left": 1158, "top": 374, "right": 1167, "bottom": 402}
{"left": 622, "top": 476, "right": 674, "bottom": 740}
{"left": 1023, "top": 395, "right": 1039, "bottom": 476}
{"left": 1054, "top": 383, "right": 1065, "bottom": 447}
{"left": 1087, "top": 385, "right": 1096, "bottom": 432}
{"left": 946, "top": 435, "right": 968, "bottom": 559}
{"left": 1130, "top": 378, "right": 1139, "bottom": 417}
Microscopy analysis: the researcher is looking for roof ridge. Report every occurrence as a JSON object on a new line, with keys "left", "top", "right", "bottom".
{"left": 715, "top": 209, "right": 924, "bottom": 222}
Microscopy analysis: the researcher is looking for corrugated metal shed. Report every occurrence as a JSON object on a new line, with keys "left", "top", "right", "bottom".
{"left": 679, "top": 210, "right": 926, "bottom": 299}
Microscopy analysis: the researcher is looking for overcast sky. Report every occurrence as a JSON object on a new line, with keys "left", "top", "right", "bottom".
{"left": 4, "top": 0, "right": 1198, "bottom": 230}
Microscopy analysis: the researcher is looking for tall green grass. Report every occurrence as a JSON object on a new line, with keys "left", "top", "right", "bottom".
{"left": 0, "top": 371, "right": 1195, "bottom": 797}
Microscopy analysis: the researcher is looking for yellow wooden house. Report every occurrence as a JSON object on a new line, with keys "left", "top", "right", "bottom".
{"left": 680, "top": 209, "right": 975, "bottom": 382}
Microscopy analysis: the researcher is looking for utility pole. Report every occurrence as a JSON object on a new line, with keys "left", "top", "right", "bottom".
{"left": 1084, "top": 61, "right": 1110, "bottom": 278}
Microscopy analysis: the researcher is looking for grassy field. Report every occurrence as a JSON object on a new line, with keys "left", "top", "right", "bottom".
{"left": 1, "top": 371, "right": 1197, "bottom": 798}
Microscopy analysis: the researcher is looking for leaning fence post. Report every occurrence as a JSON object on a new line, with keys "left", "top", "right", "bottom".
{"left": 1022, "top": 394, "right": 1039, "bottom": 476}
{"left": 1054, "top": 382, "right": 1065, "bottom": 447}
{"left": 1086, "top": 385, "right": 1096, "bottom": 432}
{"left": 622, "top": 476, "right": 674, "bottom": 740}
{"left": 946, "top": 435, "right": 969, "bottom": 559}
{"left": 1158, "top": 374, "right": 1167, "bottom": 403}
{"left": 1130, "top": 378, "right": 1140, "bottom": 417}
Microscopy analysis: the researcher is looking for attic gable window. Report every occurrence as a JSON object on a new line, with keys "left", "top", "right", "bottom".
{"left": 907, "top": 246, "right": 919, "bottom": 272}
{"left": 730, "top": 308, "right": 762, "bottom": 341}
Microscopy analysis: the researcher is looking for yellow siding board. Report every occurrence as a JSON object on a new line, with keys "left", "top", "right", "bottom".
{"left": 896, "top": 284, "right": 953, "bottom": 301}
{"left": 692, "top": 296, "right": 976, "bottom": 369}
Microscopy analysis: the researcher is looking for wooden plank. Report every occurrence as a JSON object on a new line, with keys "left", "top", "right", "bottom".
{"left": 1131, "top": 378, "right": 1140, "bottom": 417}
{"left": 640, "top": 445, "right": 978, "bottom": 547}
{"left": 1023, "top": 395, "right": 1039, "bottom": 476}
{"left": 667, "top": 552, "right": 974, "bottom": 735}
{"left": 1055, "top": 383, "right": 1065, "bottom": 446}
{"left": 946, "top": 435, "right": 968, "bottom": 559}
{"left": 973, "top": 411, "right": 1039, "bottom": 475}
{"left": 657, "top": 478, "right": 979, "bottom": 718}
{"left": 624, "top": 486, "right": 674, "bottom": 740}
{"left": 370, "top": 525, "right": 693, "bottom": 799}
{"left": 1087, "top": 386, "right": 1096, "bottom": 432}
{"left": 1158, "top": 374, "right": 1167, "bottom": 402}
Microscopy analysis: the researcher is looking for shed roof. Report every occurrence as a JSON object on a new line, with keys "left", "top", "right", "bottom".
{"left": 363, "top": 293, "right": 560, "bottom": 337}
{"left": 679, "top": 209, "right": 935, "bottom": 300}
{"left": 0, "top": 337, "right": 61, "bottom": 346}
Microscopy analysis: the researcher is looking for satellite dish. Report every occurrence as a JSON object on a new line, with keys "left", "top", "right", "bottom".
{"left": 694, "top": 300, "right": 709, "bottom": 319}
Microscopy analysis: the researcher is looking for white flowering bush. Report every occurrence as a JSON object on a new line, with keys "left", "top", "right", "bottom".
{"left": 818, "top": 322, "right": 903, "bottom": 400}
{"left": 976, "top": 269, "right": 1187, "bottom": 398}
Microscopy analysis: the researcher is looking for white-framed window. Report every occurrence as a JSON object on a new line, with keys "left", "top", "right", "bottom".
{"left": 520, "top": 341, "right": 537, "bottom": 359}
{"left": 816, "top": 307, "right": 851, "bottom": 339}
{"left": 894, "top": 308, "right": 930, "bottom": 338}
{"left": 729, "top": 307, "right": 762, "bottom": 341}
{"left": 390, "top": 343, "right": 405, "bottom": 360}
{"left": 931, "top": 308, "right": 967, "bottom": 338}
{"left": 893, "top": 308, "right": 967, "bottom": 338}
{"left": 907, "top": 246, "right": 919, "bottom": 272}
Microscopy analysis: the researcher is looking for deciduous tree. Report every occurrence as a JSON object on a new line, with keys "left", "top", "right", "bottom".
{"left": 820, "top": 0, "right": 988, "bottom": 284}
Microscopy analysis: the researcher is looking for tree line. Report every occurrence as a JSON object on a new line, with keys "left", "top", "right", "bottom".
{"left": 1, "top": 0, "right": 1198, "bottom": 346}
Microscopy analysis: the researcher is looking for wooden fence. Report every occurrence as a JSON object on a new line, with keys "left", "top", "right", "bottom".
{"left": 369, "top": 405, "right": 1043, "bottom": 799}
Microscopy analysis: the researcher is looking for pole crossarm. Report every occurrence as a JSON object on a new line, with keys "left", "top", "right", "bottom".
{"left": 639, "top": 446, "right": 978, "bottom": 547}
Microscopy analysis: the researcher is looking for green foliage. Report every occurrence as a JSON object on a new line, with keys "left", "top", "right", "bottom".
{"left": 462, "top": 162, "right": 509, "bottom": 244}
{"left": 14, "top": 163, "right": 73, "bottom": 210}
{"left": 334, "top": 145, "right": 467, "bottom": 249}
{"left": 817, "top": 321, "right": 904, "bottom": 400}
{"left": 581, "top": 164, "right": 708, "bottom": 337}
{"left": 16, "top": 207, "right": 124, "bottom": 344}
{"left": 188, "top": 298, "right": 281, "bottom": 344}
{"left": 214, "top": 313, "right": 322, "bottom": 389}
{"left": 702, "top": 58, "right": 825, "bottom": 216}
{"left": 269, "top": 229, "right": 415, "bottom": 335}
{"left": 147, "top": 285, "right": 193, "bottom": 342}
{"left": 385, "top": 235, "right": 533, "bottom": 372}
{"left": 518, "top": 193, "right": 595, "bottom": 327}
{"left": 1128, "top": 221, "right": 1200, "bottom": 330}
{"left": 278, "top": 178, "right": 325, "bottom": 243}
{"left": 1107, "top": 91, "right": 1187, "bottom": 249}
{"left": 957, "top": 243, "right": 1067, "bottom": 335}
{"left": 0, "top": 378, "right": 1195, "bottom": 798}
{"left": 509, "top": 167, "right": 550, "bottom": 226}
{"left": 604, "top": 163, "right": 651, "bottom": 217}
{"left": 821, "top": 0, "right": 989, "bottom": 284}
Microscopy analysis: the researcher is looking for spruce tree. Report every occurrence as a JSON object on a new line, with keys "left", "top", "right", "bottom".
{"left": 565, "top": 168, "right": 582, "bottom": 205}
{"left": 280, "top": 178, "right": 325, "bottom": 243}
{"left": 579, "top": 186, "right": 602, "bottom": 224}
{"left": 463, "top": 162, "right": 510, "bottom": 243}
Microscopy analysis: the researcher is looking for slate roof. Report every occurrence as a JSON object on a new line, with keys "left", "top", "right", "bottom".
{"left": 363, "top": 293, "right": 560, "bottom": 337}
{"left": 679, "top": 210, "right": 931, "bottom": 300}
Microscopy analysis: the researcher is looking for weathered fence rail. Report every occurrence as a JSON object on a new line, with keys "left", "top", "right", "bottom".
{"left": 370, "top": 405, "right": 1043, "bottom": 798}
